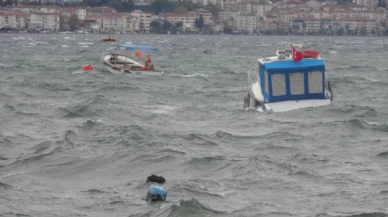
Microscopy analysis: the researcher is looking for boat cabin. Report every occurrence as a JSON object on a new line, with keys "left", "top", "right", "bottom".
{"left": 258, "top": 58, "right": 327, "bottom": 103}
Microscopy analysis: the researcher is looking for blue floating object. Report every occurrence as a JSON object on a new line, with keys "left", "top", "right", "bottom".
{"left": 148, "top": 184, "right": 167, "bottom": 201}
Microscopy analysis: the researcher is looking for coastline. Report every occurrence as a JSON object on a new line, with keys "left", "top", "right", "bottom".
{"left": 0, "top": 31, "right": 384, "bottom": 37}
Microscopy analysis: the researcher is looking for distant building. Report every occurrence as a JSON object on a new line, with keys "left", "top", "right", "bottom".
{"left": 13, "top": 5, "right": 61, "bottom": 14}
{"left": 30, "top": 12, "right": 60, "bottom": 31}
{"left": 166, "top": 13, "right": 197, "bottom": 30}
{"left": 86, "top": 7, "right": 116, "bottom": 16}
{"left": 307, "top": 0, "right": 322, "bottom": 11}
{"left": 130, "top": 10, "right": 151, "bottom": 32}
{"left": 235, "top": 14, "right": 260, "bottom": 33}
{"left": 337, "top": 16, "right": 376, "bottom": 32}
{"left": 77, "top": 8, "right": 86, "bottom": 20}
{"left": 0, "top": 11, "right": 28, "bottom": 29}
{"left": 353, "top": 0, "right": 379, "bottom": 8}
{"left": 87, "top": 13, "right": 126, "bottom": 32}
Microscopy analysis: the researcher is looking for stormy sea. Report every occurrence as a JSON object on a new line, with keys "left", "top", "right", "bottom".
{"left": 0, "top": 34, "right": 387, "bottom": 217}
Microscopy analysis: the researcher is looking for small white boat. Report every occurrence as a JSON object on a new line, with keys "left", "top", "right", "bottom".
{"left": 244, "top": 43, "right": 333, "bottom": 112}
{"left": 102, "top": 44, "right": 163, "bottom": 76}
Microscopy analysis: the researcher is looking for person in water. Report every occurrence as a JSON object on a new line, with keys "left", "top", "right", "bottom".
{"left": 144, "top": 54, "right": 154, "bottom": 70}
{"left": 146, "top": 175, "right": 167, "bottom": 202}
{"left": 144, "top": 60, "right": 154, "bottom": 70}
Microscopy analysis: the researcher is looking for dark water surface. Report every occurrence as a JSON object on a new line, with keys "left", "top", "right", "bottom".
{"left": 0, "top": 34, "right": 388, "bottom": 217}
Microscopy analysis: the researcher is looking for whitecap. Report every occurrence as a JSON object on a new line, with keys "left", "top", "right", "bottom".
{"left": 364, "top": 121, "right": 386, "bottom": 127}
{"left": 135, "top": 104, "right": 179, "bottom": 115}
{"left": 72, "top": 70, "right": 84, "bottom": 74}
{"left": 152, "top": 105, "right": 177, "bottom": 114}
{"left": 60, "top": 45, "right": 69, "bottom": 48}
{"left": 36, "top": 41, "right": 49, "bottom": 45}
{"left": 73, "top": 70, "right": 97, "bottom": 74}
{"left": 12, "top": 37, "right": 25, "bottom": 40}
{"left": 64, "top": 37, "right": 75, "bottom": 40}
{"left": 365, "top": 78, "right": 380, "bottom": 82}
{"left": 174, "top": 73, "right": 208, "bottom": 78}
{"left": 78, "top": 42, "right": 93, "bottom": 45}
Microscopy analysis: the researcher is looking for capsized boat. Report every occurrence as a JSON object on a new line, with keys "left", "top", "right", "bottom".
{"left": 102, "top": 44, "right": 163, "bottom": 76}
{"left": 102, "top": 36, "right": 116, "bottom": 41}
{"left": 244, "top": 43, "right": 333, "bottom": 112}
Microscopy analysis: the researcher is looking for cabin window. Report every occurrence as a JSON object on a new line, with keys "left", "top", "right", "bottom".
{"left": 290, "top": 72, "right": 304, "bottom": 95}
{"left": 271, "top": 74, "right": 286, "bottom": 96}
{"left": 308, "top": 71, "right": 323, "bottom": 94}
{"left": 265, "top": 71, "right": 269, "bottom": 94}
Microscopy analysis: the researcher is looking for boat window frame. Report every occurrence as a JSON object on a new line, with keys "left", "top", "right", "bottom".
{"left": 289, "top": 71, "right": 305, "bottom": 96}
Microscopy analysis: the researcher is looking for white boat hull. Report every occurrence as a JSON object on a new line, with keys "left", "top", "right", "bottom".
{"left": 105, "top": 65, "right": 163, "bottom": 76}
{"left": 246, "top": 81, "right": 332, "bottom": 113}
{"left": 263, "top": 99, "right": 332, "bottom": 112}
{"left": 102, "top": 54, "right": 163, "bottom": 76}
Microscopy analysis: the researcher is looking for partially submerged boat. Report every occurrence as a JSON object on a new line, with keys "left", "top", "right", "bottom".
{"left": 244, "top": 43, "right": 333, "bottom": 112}
{"left": 102, "top": 44, "right": 163, "bottom": 76}
{"left": 102, "top": 36, "right": 116, "bottom": 42}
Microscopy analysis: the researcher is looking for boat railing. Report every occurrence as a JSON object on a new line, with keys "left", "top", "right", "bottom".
{"left": 247, "top": 66, "right": 258, "bottom": 86}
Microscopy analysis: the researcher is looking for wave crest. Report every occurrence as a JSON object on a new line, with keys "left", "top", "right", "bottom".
{"left": 158, "top": 199, "right": 226, "bottom": 217}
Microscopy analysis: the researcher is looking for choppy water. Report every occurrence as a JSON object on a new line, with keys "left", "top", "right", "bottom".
{"left": 0, "top": 34, "right": 388, "bottom": 217}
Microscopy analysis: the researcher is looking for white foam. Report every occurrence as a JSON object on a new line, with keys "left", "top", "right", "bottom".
{"left": 73, "top": 70, "right": 97, "bottom": 74}
{"left": 136, "top": 104, "right": 178, "bottom": 115}
{"left": 365, "top": 121, "right": 383, "bottom": 126}
{"left": 12, "top": 37, "right": 25, "bottom": 40}
{"left": 179, "top": 73, "right": 208, "bottom": 78}
{"left": 152, "top": 105, "right": 177, "bottom": 114}
{"left": 365, "top": 78, "right": 380, "bottom": 82}
{"left": 64, "top": 37, "right": 75, "bottom": 40}
{"left": 78, "top": 42, "right": 94, "bottom": 45}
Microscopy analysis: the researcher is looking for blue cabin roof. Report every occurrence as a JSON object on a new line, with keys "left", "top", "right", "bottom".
{"left": 262, "top": 59, "right": 325, "bottom": 73}
{"left": 118, "top": 44, "right": 158, "bottom": 51}
{"left": 259, "top": 59, "right": 326, "bottom": 103}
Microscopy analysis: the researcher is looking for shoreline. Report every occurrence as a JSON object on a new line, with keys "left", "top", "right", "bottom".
{"left": 0, "top": 31, "right": 384, "bottom": 37}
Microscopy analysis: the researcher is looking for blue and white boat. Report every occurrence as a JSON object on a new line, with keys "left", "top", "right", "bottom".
{"left": 102, "top": 44, "right": 163, "bottom": 76}
{"left": 244, "top": 44, "right": 333, "bottom": 112}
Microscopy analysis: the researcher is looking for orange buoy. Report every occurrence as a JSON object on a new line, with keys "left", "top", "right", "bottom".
{"left": 82, "top": 64, "right": 95, "bottom": 71}
{"left": 302, "top": 49, "right": 319, "bottom": 58}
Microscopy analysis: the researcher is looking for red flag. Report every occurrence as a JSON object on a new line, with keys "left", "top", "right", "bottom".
{"left": 292, "top": 46, "right": 303, "bottom": 62}
{"left": 146, "top": 54, "right": 152, "bottom": 63}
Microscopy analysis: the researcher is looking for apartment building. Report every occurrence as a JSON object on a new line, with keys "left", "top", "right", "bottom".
{"left": 0, "top": 11, "right": 28, "bottom": 29}
{"left": 30, "top": 12, "right": 60, "bottom": 30}
{"left": 130, "top": 10, "right": 151, "bottom": 32}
